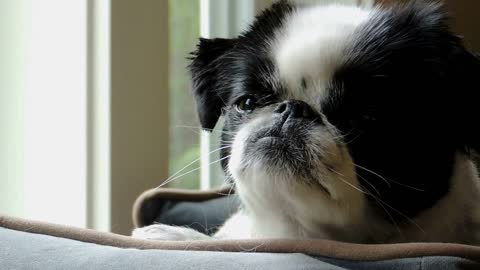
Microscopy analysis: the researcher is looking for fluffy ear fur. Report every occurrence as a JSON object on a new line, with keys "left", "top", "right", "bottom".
{"left": 188, "top": 1, "right": 293, "bottom": 131}
{"left": 375, "top": 1, "right": 480, "bottom": 154}
{"left": 189, "top": 38, "right": 236, "bottom": 130}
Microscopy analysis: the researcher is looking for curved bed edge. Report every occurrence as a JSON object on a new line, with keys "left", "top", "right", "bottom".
{"left": 132, "top": 185, "right": 235, "bottom": 228}
{"left": 2, "top": 214, "right": 480, "bottom": 262}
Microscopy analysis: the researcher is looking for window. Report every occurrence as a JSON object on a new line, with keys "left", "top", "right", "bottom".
{"left": 0, "top": 0, "right": 87, "bottom": 227}
{"left": 168, "top": 0, "right": 255, "bottom": 190}
{"left": 168, "top": 0, "right": 201, "bottom": 189}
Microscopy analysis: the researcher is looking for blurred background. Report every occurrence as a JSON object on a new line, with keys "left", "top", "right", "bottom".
{"left": 0, "top": 0, "right": 478, "bottom": 235}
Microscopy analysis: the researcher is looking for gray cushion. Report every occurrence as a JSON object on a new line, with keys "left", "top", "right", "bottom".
{"left": 155, "top": 195, "right": 240, "bottom": 235}
{"left": 1, "top": 227, "right": 479, "bottom": 270}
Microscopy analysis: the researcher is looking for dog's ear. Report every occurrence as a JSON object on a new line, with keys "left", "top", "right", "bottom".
{"left": 189, "top": 38, "right": 236, "bottom": 130}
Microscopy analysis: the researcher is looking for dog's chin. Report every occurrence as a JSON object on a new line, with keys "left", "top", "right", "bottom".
{"left": 247, "top": 133, "right": 306, "bottom": 166}
{"left": 231, "top": 131, "right": 330, "bottom": 195}
{"left": 228, "top": 113, "right": 353, "bottom": 199}
{"left": 251, "top": 136, "right": 290, "bottom": 155}
{"left": 245, "top": 120, "right": 312, "bottom": 164}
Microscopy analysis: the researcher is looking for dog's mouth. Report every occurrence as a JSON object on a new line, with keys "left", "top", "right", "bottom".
{"left": 249, "top": 133, "right": 333, "bottom": 196}
{"left": 249, "top": 117, "right": 310, "bottom": 144}
{"left": 249, "top": 133, "right": 300, "bottom": 155}
{"left": 244, "top": 119, "right": 315, "bottom": 171}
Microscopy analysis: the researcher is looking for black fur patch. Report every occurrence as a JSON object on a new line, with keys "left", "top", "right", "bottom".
{"left": 323, "top": 2, "right": 480, "bottom": 219}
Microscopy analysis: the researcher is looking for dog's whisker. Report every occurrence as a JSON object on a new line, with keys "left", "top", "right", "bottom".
{"left": 326, "top": 167, "right": 381, "bottom": 197}
{"left": 343, "top": 132, "right": 364, "bottom": 145}
{"left": 336, "top": 174, "right": 369, "bottom": 195}
{"left": 355, "top": 173, "right": 382, "bottom": 196}
{"left": 159, "top": 146, "right": 230, "bottom": 187}
{"left": 353, "top": 163, "right": 425, "bottom": 191}
{"left": 173, "top": 125, "right": 239, "bottom": 135}
{"left": 330, "top": 129, "right": 353, "bottom": 141}
{"left": 373, "top": 196, "right": 426, "bottom": 234}
{"left": 370, "top": 194, "right": 402, "bottom": 234}
{"left": 353, "top": 163, "right": 392, "bottom": 188}
{"left": 157, "top": 155, "right": 231, "bottom": 189}
{"left": 335, "top": 174, "right": 417, "bottom": 235}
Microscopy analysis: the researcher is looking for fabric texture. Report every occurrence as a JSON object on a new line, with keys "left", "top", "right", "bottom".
{"left": 1, "top": 227, "right": 479, "bottom": 270}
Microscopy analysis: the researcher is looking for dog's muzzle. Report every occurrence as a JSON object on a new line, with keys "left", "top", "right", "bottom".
{"left": 251, "top": 100, "right": 322, "bottom": 142}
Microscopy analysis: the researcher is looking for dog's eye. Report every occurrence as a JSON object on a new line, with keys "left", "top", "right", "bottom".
{"left": 235, "top": 97, "right": 256, "bottom": 113}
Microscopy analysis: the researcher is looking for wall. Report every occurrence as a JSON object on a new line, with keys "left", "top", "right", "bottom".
{"left": 445, "top": 0, "right": 480, "bottom": 51}
{"left": 110, "top": 0, "right": 169, "bottom": 235}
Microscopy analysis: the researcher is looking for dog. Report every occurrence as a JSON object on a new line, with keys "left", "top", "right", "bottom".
{"left": 133, "top": 1, "right": 480, "bottom": 244}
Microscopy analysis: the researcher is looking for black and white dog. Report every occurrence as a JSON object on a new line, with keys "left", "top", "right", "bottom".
{"left": 133, "top": 1, "right": 480, "bottom": 244}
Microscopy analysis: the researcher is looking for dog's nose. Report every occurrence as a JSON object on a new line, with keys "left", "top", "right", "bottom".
{"left": 274, "top": 100, "right": 318, "bottom": 120}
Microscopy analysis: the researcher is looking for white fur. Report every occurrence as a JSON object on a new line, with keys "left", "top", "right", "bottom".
{"left": 133, "top": 154, "right": 480, "bottom": 243}
{"left": 132, "top": 223, "right": 212, "bottom": 241}
{"left": 272, "top": 5, "right": 371, "bottom": 107}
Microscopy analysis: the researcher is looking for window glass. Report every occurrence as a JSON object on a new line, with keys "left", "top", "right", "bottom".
{"left": 168, "top": 0, "right": 201, "bottom": 189}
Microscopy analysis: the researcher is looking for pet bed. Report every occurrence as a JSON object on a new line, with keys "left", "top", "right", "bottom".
{"left": 1, "top": 186, "right": 480, "bottom": 270}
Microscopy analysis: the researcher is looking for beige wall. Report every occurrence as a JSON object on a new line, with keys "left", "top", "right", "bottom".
{"left": 445, "top": 0, "right": 480, "bottom": 51}
{"left": 110, "top": 0, "right": 169, "bottom": 235}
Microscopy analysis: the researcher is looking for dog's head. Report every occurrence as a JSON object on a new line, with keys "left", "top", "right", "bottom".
{"left": 189, "top": 1, "right": 480, "bottom": 236}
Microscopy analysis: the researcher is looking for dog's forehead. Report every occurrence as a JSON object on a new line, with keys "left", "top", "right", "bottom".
{"left": 270, "top": 5, "right": 372, "bottom": 106}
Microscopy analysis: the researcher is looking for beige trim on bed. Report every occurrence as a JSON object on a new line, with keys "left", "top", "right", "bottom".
{"left": 3, "top": 185, "right": 480, "bottom": 260}
{"left": 2, "top": 214, "right": 480, "bottom": 261}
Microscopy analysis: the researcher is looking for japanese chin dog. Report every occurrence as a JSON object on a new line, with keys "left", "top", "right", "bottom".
{"left": 133, "top": 1, "right": 480, "bottom": 244}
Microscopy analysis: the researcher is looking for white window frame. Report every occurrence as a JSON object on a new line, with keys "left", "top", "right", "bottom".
{"left": 86, "top": 0, "right": 111, "bottom": 232}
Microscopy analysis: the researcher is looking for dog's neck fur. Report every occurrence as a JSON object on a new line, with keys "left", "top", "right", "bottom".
{"left": 233, "top": 153, "right": 480, "bottom": 244}
{"left": 390, "top": 153, "right": 480, "bottom": 244}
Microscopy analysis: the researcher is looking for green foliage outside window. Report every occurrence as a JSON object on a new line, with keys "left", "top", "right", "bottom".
{"left": 168, "top": 0, "right": 201, "bottom": 189}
